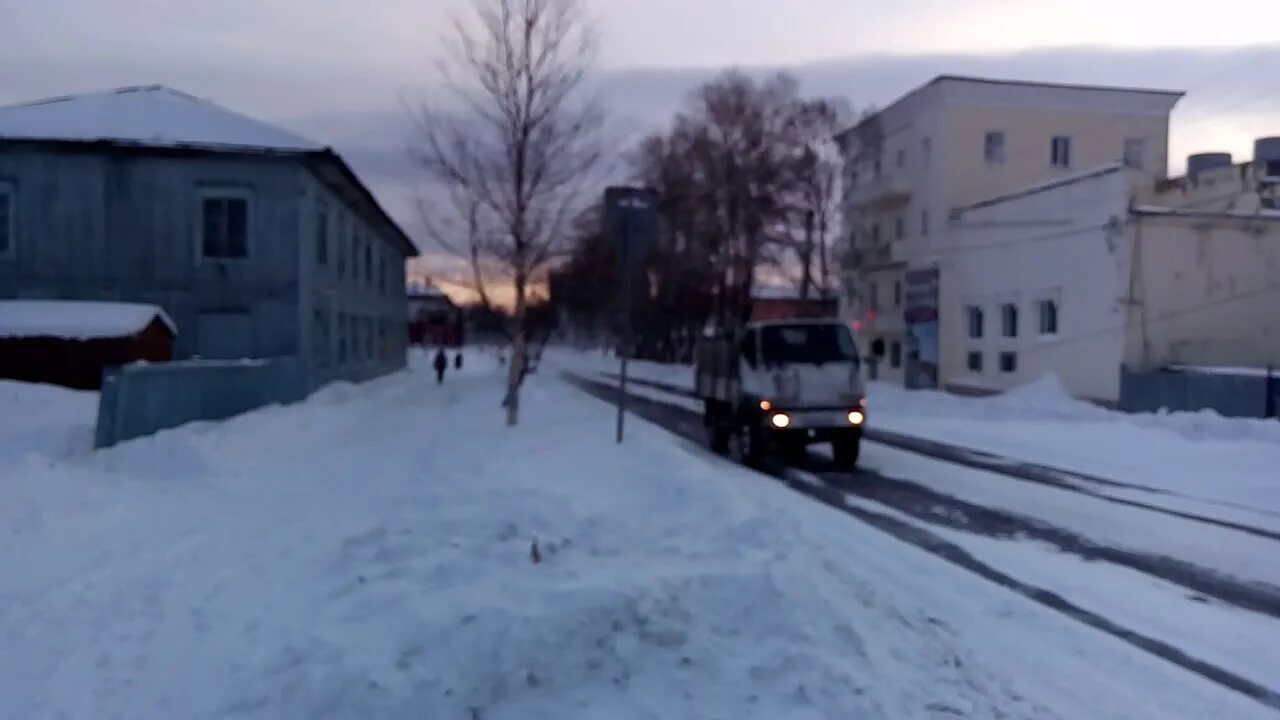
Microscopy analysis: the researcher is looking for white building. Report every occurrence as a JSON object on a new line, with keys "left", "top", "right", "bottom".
{"left": 944, "top": 138, "right": 1280, "bottom": 404}
{"left": 836, "top": 75, "right": 1183, "bottom": 387}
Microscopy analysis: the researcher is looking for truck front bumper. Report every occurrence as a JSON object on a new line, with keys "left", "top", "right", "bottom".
{"left": 754, "top": 408, "right": 864, "bottom": 449}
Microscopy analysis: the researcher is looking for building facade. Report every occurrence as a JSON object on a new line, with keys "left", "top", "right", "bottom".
{"left": 0, "top": 86, "right": 416, "bottom": 390}
{"left": 945, "top": 142, "right": 1280, "bottom": 404}
{"left": 837, "top": 76, "right": 1183, "bottom": 386}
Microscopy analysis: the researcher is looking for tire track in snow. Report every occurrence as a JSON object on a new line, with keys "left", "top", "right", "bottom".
{"left": 603, "top": 372, "right": 1280, "bottom": 541}
{"left": 564, "top": 372, "right": 1280, "bottom": 712}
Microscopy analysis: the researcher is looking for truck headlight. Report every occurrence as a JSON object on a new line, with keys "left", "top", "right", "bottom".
{"left": 847, "top": 410, "right": 865, "bottom": 426}
{"left": 770, "top": 413, "right": 791, "bottom": 429}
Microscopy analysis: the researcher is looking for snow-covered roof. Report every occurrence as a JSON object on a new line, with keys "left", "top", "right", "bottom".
{"left": 0, "top": 85, "right": 322, "bottom": 153}
{"left": 0, "top": 301, "right": 177, "bottom": 340}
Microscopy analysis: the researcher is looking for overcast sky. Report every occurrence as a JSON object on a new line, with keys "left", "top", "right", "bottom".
{"left": 2, "top": 0, "right": 1278, "bottom": 274}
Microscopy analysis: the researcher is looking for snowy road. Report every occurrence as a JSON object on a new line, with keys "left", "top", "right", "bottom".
{"left": 3, "top": 354, "right": 1279, "bottom": 718}
{"left": 563, "top": 369, "right": 1280, "bottom": 711}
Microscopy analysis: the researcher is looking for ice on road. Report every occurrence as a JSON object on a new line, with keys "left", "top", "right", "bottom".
{"left": 1, "top": 355, "right": 1273, "bottom": 719}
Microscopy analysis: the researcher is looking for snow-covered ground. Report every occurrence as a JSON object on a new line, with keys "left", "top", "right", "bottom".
{"left": 3, "top": 352, "right": 1274, "bottom": 718}
{"left": 548, "top": 349, "right": 1280, "bottom": 526}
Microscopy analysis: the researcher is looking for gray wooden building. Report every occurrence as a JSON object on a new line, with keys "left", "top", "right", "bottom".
{"left": 0, "top": 85, "right": 416, "bottom": 388}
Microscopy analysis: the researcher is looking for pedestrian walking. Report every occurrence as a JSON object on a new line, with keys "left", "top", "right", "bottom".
{"left": 433, "top": 348, "right": 448, "bottom": 384}
{"left": 454, "top": 351, "right": 463, "bottom": 370}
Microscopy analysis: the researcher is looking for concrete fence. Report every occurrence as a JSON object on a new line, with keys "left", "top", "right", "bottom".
{"left": 1118, "top": 365, "right": 1279, "bottom": 419}
{"left": 95, "top": 358, "right": 310, "bottom": 448}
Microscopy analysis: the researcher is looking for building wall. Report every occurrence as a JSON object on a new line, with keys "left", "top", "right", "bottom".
{"left": 297, "top": 172, "right": 409, "bottom": 388}
{"left": 0, "top": 144, "right": 411, "bottom": 389}
{"left": 941, "top": 104, "right": 1169, "bottom": 211}
{"left": 1126, "top": 214, "right": 1280, "bottom": 369}
{"left": 945, "top": 167, "right": 1137, "bottom": 402}
{"left": 0, "top": 146, "right": 302, "bottom": 360}
{"left": 839, "top": 78, "right": 1180, "bottom": 388}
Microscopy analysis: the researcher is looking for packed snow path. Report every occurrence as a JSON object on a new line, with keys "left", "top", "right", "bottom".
{"left": 2, "top": 356, "right": 1277, "bottom": 718}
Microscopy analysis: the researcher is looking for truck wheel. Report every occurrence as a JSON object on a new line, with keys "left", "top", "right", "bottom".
{"left": 708, "top": 425, "right": 730, "bottom": 455}
{"left": 833, "top": 437, "right": 861, "bottom": 470}
{"left": 734, "top": 424, "right": 764, "bottom": 468}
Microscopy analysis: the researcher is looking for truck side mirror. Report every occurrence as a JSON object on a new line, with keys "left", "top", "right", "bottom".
{"left": 870, "top": 338, "right": 886, "bottom": 358}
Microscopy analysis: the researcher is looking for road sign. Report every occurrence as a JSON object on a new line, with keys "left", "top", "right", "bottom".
{"left": 602, "top": 186, "right": 660, "bottom": 444}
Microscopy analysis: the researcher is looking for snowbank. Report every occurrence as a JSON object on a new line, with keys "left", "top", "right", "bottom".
{"left": 0, "top": 380, "right": 97, "bottom": 461}
{"left": 874, "top": 373, "right": 1280, "bottom": 446}
{"left": 0, "top": 364, "right": 1269, "bottom": 718}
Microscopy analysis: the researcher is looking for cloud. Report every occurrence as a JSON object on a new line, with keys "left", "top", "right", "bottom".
{"left": 2, "top": 11, "right": 1276, "bottom": 268}
{"left": 295, "top": 45, "right": 1280, "bottom": 260}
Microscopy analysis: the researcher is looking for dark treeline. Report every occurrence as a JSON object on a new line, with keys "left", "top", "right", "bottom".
{"left": 550, "top": 71, "right": 849, "bottom": 362}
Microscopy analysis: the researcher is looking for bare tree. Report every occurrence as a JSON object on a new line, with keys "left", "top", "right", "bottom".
{"left": 783, "top": 99, "right": 846, "bottom": 300}
{"left": 414, "top": 0, "right": 604, "bottom": 425}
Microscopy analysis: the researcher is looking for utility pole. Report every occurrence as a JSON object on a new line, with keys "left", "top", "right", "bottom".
{"left": 604, "top": 186, "right": 659, "bottom": 444}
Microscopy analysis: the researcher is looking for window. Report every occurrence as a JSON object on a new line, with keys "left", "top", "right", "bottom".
{"left": 1051, "top": 136, "right": 1072, "bottom": 168}
{"left": 873, "top": 159, "right": 882, "bottom": 178}
{"left": 378, "top": 256, "right": 387, "bottom": 295}
{"left": 378, "top": 322, "right": 388, "bottom": 360}
{"left": 200, "top": 192, "right": 249, "bottom": 259}
{"left": 365, "top": 318, "right": 374, "bottom": 359}
{"left": 1001, "top": 303, "right": 1019, "bottom": 338}
{"left": 313, "top": 307, "right": 330, "bottom": 369}
{"left": 999, "top": 351, "right": 1018, "bottom": 374}
{"left": 1123, "top": 138, "right": 1145, "bottom": 169}
{"left": 894, "top": 215, "right": 905, "bottom": 240}
{"left": 967, "top": 351, "right": 983, "bottom": 373}
{"left": 760, "top": 324, "right": 858, "bottom": 366}
{"left": 337, "top": 313, "right": 348, "bottom": 364}
{"left": 893, "top": 281, "right": 902, "bottom": 308}
{"left": 336, "top": 216, "right": 347, "bottom": 277}
{"left": 896, "top": 148, "right": 906, "bottom": 168}
{"left": 364, "top": 241, "right": 373, "bottom": 287}
{"left": 315, "top": 201, "right": 328, "bottom": 266}
{"left": 920, "top": 209, "right": 929, "bottom": 237}
{"left": 966, "top": 306, "right": 984, "bottom": 339}
{"left": 1265, "top": 159, "right": 1280, "bottom": 180}
{"left": 1038, "top": 298, "right": 1059, "bottom": 335}
{"left": 921, "top": 136, "right": 932, "bottom": 167}
{"left": 984, "top": 130, "right": 1005, "bottom": 163}
{"left": 871, "top": 223, "right": 881, "bottom": 245}
{"left": 0, "top": 185, "right": 13, "bottom": 257}
{"left": 889, "top": 341, "right": 902, "bottom": 368}
{"left": 350, "top": 229, "right": 360, "bottom": 284}
{"left": 868, "top": 282, "right": 879, "bottom": 311}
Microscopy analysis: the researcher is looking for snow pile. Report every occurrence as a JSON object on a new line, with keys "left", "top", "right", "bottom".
{"left": 1, "top": 364, "right": 1261, "bottom": 718}
{"left": 0, "top": 380, "right": 97, "bottom": 461}
{"left": 0, "top": 300, "right": 176, "bottom": 340}
{"left": 870, "top": 373, "right": 1280, "bottom": 446}
{"left": 0, "top": 85, "right": 321, "bottom": 152}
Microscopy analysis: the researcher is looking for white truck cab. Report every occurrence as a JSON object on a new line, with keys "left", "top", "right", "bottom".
{"left": 695, "top": 318, "right": 866, "bottom": 468}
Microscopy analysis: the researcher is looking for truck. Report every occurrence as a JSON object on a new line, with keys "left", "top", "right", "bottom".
{"left": 694, "top": 318, "right": 867, "bottom": 469}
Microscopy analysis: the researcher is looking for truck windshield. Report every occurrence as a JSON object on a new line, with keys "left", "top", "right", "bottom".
{"left": 760, "top": 324, "right": 858, "bottom": 366}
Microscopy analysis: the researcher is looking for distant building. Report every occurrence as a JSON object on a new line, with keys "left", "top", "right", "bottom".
{"left": 944, "top": 136, "right": 1280, "bottom": 407}
{"left": 0, "top": 85, "right": 417, "bottom": 389}
{"left": 836, "top": 75, "right": 1184, "bottom": 387}
{"left": 407, "top": 285, "right": 464, "bottom": 347}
